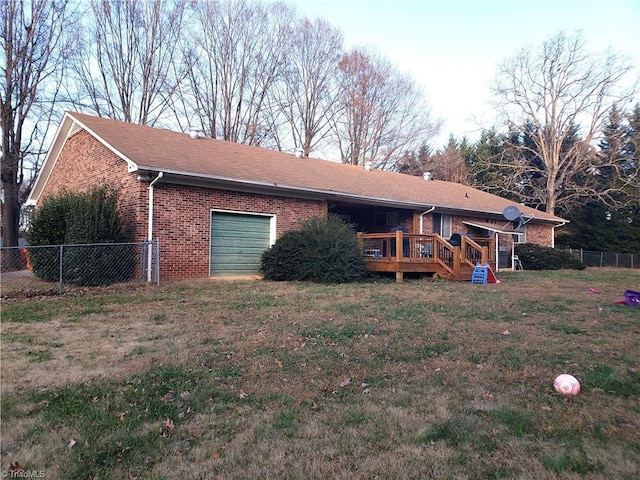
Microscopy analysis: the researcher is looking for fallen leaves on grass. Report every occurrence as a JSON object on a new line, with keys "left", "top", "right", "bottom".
{"left": 162, "top": 418, "right": 176, "bottom": 436}
{"left": 160, "top": 391, "right": 174, "bottom": 402}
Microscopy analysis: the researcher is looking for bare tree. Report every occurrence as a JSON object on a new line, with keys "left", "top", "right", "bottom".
{"left": 266, "top": 17, "right": 343, "bottom": 156}
{"left": 331, "top": 49, "right": 440, "bottom": 169}
{"left": 397, "top": 138, "right": 472, "bottom": 183}
{"left": 70, "top": 0, "right": 186, "bottom": 126}
{"left": 424, "top": 137, "right": 472, "bottom": 184}
{"left": 177, "top": 0, "right": 293, "bottom": 145}
{"left": 1, "top": 0, "right": 77, "bottom": 247}
{"left": 491, "top": 31, "right": 638, "bottom": 216}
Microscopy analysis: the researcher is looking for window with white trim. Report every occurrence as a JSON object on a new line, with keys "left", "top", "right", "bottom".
{"left": 433, "top": 213, "right": 452, "bottom": 238}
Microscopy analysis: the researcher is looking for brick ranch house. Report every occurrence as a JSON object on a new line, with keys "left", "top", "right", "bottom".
{"left": 27, "top": 112, "right": 567, "bottom": 280}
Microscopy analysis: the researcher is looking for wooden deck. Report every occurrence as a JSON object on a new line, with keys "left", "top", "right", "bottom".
{"left": 357, "top": 231, "right": 495, "bottom": 283}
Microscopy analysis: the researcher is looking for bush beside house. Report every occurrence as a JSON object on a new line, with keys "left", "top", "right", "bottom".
{"left": 27, "top": 187, "right": 135, "bottom": 286}
{"left": 261, "top": 216, "right": 367, "bottom": 283}
{"left": 515, "top": 243, "right": 586, "bottom": 270}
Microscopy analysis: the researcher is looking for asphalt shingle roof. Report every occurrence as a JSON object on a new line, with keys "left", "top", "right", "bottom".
{"left": 37, "top": 112, "right": 565, "bottom": 223}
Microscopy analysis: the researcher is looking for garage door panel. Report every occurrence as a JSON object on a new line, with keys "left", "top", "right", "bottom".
{"left": 210, "top": 212, "right": 271, "bottom": 275}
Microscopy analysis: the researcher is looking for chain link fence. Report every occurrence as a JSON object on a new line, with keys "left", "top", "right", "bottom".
{"left": 566, "top": 248, "right": 637, "bottom": 269}
{"left": 0, "top": 240, "right": 160, "bottom": 294}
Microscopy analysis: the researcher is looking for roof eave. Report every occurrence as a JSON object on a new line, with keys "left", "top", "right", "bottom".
{"left": 135, "top": 167, "right": 564, "bottom": 222}
{"left": 426, "top": 204, "right": 564, "bottom": 224}
{"left": 26, "top": 114, "right": 75, "bottom": 205}
{"left": 135, "top": 167, "right": 435, "bottom": 210}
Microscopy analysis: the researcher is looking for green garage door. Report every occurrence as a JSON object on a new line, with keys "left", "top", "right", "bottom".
{"left": 210, "top": 212, "right": 272, "bottom": 275}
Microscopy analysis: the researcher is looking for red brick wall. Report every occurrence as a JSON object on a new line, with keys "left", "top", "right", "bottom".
{"left": 523, "top": 223, "right": 553, "bottom": 247}
{"left": 39, "top": 130, "right": 325, "bottom": 279}
{"left": 152, "top": 184, "right": 324, "bottom": 278}
{"left": 39, "top": 130, "right": 146, "bottom": 241}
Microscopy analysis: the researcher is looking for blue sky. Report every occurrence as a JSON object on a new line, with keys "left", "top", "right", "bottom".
{"left": 287, "top": 0, "right": 640, "bottom": 148}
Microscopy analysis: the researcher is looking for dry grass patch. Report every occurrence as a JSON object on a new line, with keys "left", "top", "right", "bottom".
{"left": 1, "top": 269, "right": 639, "bottom": 479}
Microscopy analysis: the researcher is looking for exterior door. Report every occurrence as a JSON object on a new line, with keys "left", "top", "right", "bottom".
{"left": 210, "top": 212, "right": 272, "bottom": 275}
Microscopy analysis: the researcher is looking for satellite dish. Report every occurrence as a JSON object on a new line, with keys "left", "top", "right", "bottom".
{"left": 503, "top": 205, "right": 521, "bottom": 222}
{"left": 503, "top": 205, "right": 529, "bottom": 231}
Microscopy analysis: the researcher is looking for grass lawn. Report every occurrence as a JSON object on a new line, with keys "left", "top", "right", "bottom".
{"left": 1, "top": 269, "right": 639, "bottom": 479}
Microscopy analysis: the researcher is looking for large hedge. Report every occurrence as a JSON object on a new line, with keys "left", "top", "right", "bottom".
{"left": 27, "top": 187, "right": 135, "bottom": 286}
{"left": 514, "top": 243, "right": 586, "bottom": 270}
{"left": 261, "top": 216, "right": 367, "bottom": 283}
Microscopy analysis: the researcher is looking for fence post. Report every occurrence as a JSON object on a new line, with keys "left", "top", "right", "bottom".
{"left": 155, "top": 237, "right": 161, "bottom": 285}
{"left": 139, "top": 243, "right": 146, "bottom": 282}
{"left": 59, "top": 245, "right": 64, "bottom": 295}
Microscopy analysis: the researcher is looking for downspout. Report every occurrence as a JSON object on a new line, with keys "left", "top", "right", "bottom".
{"left": 419, "top": 206, "right": 436, "bottom": 234}
{"left": 551, "top": 221, "right": 567, "bottom": 249}
{"left": 147, "top": 172, "right": 164, "bottom": 282}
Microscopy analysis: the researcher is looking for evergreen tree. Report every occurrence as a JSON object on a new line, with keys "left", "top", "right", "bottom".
{"left": 557, "top": 104, "right": 640, "bottom": 253}
{"left": 625, "top": 103, "right": 640, "bottom": 175}
{"left": 466, "top": 128, "right": 520, "bottom": 202}
{"left": 396, "top": 142, "right": 431, "bottom": 176}
{"left": 425, "top": 136, "right": 472, "bottom": 184}
{"left": 556, "top": 201, "right": 640, "bottom": 253}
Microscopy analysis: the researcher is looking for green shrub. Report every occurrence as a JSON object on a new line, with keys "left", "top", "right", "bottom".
{"left": 514, "top": 243, "right": 585, "bottom": 270}
{"left": 25, "top": 195, "right": 70, "bottom": 281}
{"left": 261, "top": 216, "right": 367, "bottom": 283}
{"left": 27, "top": 187, "right": 135, "bottom": 286}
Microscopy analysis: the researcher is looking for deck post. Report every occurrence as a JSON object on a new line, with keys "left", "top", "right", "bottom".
{"left": 453, "top": 246, "right": 461, "bottom": 279}
{"left": 395, "top": 229, "right": 403, "bottom": 261}
{"left": 395, "top": 230, "right": 404, "bottom": 283}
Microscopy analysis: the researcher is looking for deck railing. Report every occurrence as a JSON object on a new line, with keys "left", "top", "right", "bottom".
{"left": 357, "top": 231, "right": 494, "bottom": 281}
{"left": 463, "top": 236, "right": 494, "bottom": 267}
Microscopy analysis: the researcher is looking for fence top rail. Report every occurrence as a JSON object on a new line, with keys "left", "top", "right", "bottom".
{"left": 1, "top": 241, "right": 153, "bottom": 249}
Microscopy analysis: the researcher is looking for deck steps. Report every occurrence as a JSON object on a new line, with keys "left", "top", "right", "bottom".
{"left": 358, "top": 232, "right": 495, "bottom": 283}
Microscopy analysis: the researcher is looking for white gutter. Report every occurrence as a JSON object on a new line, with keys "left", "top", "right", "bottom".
{"left": 419, "top": 206, "right": 436, "bottom": 233}
{"left": 147, "top": 172, "right": 164, "bottom": 282}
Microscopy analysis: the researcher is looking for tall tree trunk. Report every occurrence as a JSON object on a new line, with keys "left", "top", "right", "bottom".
{"left": 1, "top": 155, "right": 20, "bottom": 247}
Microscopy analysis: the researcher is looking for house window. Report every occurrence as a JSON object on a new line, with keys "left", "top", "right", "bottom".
{"left": 513, "top": 228, "right": 526, "bottom": 244}
{"left": 374, "top": 211, "right": 399, "bottom": 227}
{"left": 432, "top": 213, "right": 452, "bottom": 238}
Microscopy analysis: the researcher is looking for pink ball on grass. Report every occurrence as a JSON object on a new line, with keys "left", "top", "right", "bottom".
{"left": 554, "top": 374, "right": 580, "bottom": 396}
